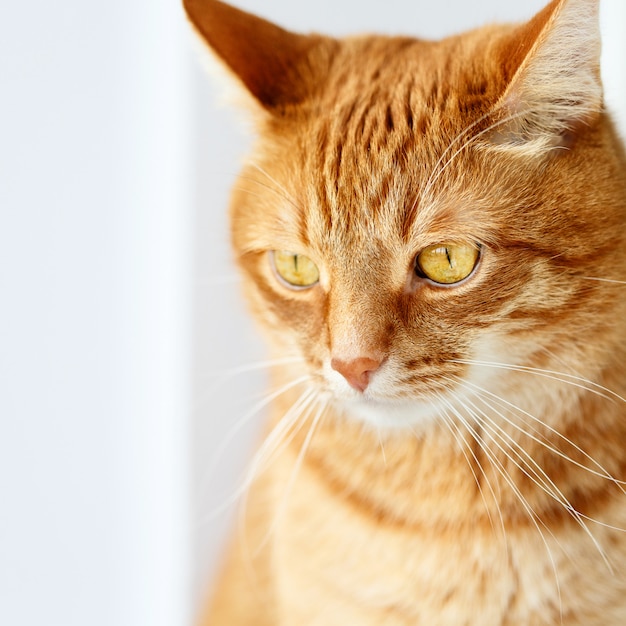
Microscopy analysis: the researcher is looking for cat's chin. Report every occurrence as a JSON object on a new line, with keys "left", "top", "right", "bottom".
{"left": 337, "top": 395, "right": 447, "bottom": 432}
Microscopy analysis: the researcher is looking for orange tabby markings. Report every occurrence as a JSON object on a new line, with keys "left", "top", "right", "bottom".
{"left": 185, "top": 0, "right": 626, "bottom": 623}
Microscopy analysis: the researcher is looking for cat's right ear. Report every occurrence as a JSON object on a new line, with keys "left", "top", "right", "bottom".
{"left": 183, "top": 0, "right": 329, "bottom": 115}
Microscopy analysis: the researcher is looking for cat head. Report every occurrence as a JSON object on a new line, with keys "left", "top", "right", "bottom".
{"left": 186, "top": 0, "right": 626, "bottom": 430}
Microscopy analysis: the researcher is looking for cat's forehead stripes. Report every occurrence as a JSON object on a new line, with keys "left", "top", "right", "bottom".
{"left": 288, "top": 34, "right": 511, "bottom": 252}
{"left": 243, "top": 28, "right": 530, "bottom": 257}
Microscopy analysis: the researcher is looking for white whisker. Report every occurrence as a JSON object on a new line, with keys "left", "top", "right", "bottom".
{"left": 417, "top": 108, "right": 497, "bottom": 211}
{"left": 195, "top": 356, "right": 305, "bottom": 397}
{"left": 580, "top": 276, "right": 626, "bottom": 286}
{"left": 254, "top": 397, "right": 328, "bottom": 554}
{"left": 450, "top": 372, "right": 626, "bottom": 491}
{"left": 237, "top": 388, "right": 319, "bottom": 595}
{"left": 421, "top": 107, "right": 536, "bottom": 204}
{"left": 439, "top": 393, "right": 565, "bottom": 619}
{"left": 198, "top": 379, "right": 315, "bottom": 526}
{"left": 242, "top": 389, "right": 317, "bottom": 484}
{"left": 455, "top": 385, "right": 613, "bottom": 571}
{"left": 433, "top": 392, "right": 507, "bottom": 545}
{"left": 197, "top": 371, "right": 311, "bottom": 501}
{"left": 452, "top": 358, "right": 626, "bottom": 405}
{"left": 199, "top": 356, "right": 305, "bottom": 380}
{"left": 376, "top": 428, "right": 388, "bottom": 468}
{"left": 248, "top": 162, "right": 302, "bottom": 212}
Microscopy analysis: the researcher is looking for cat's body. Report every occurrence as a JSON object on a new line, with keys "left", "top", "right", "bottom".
{"left": 185, "top": 0, "right": 626, "bottom": 623}
{"left": 208, "top": 397, "right": 626, "bottom": 625}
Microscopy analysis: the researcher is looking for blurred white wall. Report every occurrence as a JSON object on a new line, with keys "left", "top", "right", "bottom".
{"left": 0, "top": 0, "right": 193, "bottom": 625}
{"left": 601, "top": 0, "right": 626, "bottom": 137}
{"left": 0, "top": 0, "right": 623, "bottom": 625}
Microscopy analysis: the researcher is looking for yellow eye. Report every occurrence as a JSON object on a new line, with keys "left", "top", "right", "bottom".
{"left": 416, "top": 243, "right": 480, "bottom": 285}
{"left": 271, "top": 250, "right": 320, "bottom": 288}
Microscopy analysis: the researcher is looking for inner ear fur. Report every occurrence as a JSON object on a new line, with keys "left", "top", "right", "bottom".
{"left": 492, "top": 0, "right": 602, "bottom": 149}
{"left": 183, "top": 0, "right": 329, "bottom": 111}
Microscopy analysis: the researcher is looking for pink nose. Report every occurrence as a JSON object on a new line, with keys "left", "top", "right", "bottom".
{"left": 331, "top": 356, "right": 383, "bottom": 392}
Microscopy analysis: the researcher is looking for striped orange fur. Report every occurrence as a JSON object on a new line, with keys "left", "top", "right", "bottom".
{"left": 185, "top": 0, "right": 626, "bottom": 623}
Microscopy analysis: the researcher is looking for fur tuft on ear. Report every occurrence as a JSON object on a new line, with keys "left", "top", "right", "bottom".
{"left": 491, "top": 0, "right": 602, "bottom": 152}
{"left": 183, "top": 0, "right": 328, "bottom": 114}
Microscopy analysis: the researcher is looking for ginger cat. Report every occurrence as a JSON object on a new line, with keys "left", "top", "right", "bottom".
{"left": 184, "top": 0, "right": 626, "bottom": 623}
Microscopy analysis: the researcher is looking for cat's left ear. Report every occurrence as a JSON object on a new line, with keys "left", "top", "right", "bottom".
{"left": 183, "top": 0, "right": 330, "bottom": 115}
{"left": 494, "top": 0, "right": 602, "bottom": 150}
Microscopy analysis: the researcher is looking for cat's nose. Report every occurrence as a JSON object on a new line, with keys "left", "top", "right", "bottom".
{"left": 331, "top": 356, "right": 383, "bottom": 392}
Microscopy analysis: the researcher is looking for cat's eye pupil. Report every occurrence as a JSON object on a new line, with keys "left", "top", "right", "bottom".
{"left": 271, "top": 250, "right": 320, "bottom": 289}
{"left": 415, "top": 242, "right": 480, "bottom": 285}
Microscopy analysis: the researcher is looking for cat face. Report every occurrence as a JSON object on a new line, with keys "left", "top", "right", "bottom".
{"left": 186, "top": 0, "right": 626, "bottom": 430}
{"left": 228, "top": 51, "right": 624, "bottom": 430}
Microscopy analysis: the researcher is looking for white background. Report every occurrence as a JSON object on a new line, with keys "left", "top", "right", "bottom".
{"left": 0, "top": 1, "right": 624, "bottom": 625}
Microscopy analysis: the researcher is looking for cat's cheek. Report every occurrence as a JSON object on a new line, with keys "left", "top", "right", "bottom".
{"left": 244, "top": 263, "right": 332, "bottom": 363}
{"left": 265, "top": 305, "right": 327, "bottom": 359}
